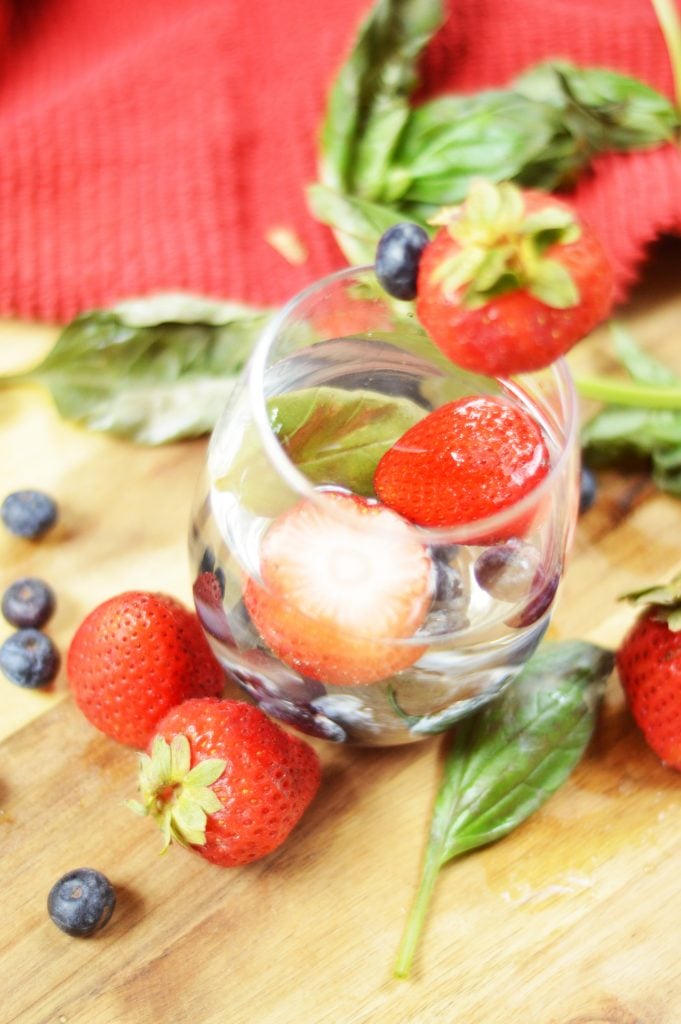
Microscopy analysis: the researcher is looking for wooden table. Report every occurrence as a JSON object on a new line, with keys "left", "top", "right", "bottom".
{"left": 2, "top": 241, "right": 681, "bottom": 1024}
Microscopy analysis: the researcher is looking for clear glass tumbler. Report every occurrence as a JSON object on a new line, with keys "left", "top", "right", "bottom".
{"left": 189, "top": 266, "right": 579, "bottom": 745}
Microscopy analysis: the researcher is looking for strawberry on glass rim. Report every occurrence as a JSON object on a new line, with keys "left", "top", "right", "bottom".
{"left": 413, "top": 180, "right": 614, "bottom": 377}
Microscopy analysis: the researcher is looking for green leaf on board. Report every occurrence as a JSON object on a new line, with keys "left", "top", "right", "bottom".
{"left": 394, "top": 640, "right": 613, "bottom": 978}
{"left": 579, "top": 323, "right": 681, "bottom": 496}
{"left": 0, "top": 293, "right": 274, "bottom": 445}
{"left": 214, "top": 385, "right": 425, "bottom": 516}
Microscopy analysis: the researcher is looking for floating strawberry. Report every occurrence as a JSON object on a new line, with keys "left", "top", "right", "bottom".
{"left": 67, "top": 591, "right": 226, "bottom": 748}
{"left": 617, "top": 574, "right": 681, "bottom": 770}
{"left": 412, "top": 180, "right": 613, "bottom": 376}
{"left": 129, "top": 697, "right": 321, "bottom": 866}
{"left": 243, "top": 490, "right": 432, "bottom": 686}
{"left": 373, "top": 395, "right": 550, "bottom": 538}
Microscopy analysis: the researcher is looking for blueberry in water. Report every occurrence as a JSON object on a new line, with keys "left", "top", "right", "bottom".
{"left": 1, "top": 489, "right": 58, "bottom": 539}
{"left": 474, "top": 541, "right": 541, "bottom": 603}
{"left": 506, "top": 571, "right": 560, "bottom": 629}
{"left": 0, "top": 628, "right": 60, "bottom": 687}
{"left": 579, "top": 464, "right": 598, "bottom": 515}
{"left": 47, "top": 868, "right": 116, "bottom": 937}
{"left": 199, "top": 547, "right": 216, "bottom": 575}
{"left": 429, "top": 552, "right": 469, "bottom": 633}
{"left": 375, "top": 222, "right": 429, "bottom": 300}
{"left": 258, "top": 696, "right": 347, "bottom": 743}
{"left": 2, "top": 577, "right": 55, "bottom": 628}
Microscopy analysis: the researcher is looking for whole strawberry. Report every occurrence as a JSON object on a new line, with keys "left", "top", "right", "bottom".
{"left": 67, "top": 591, "right": 225, "bottom": 748}
{"left": 129, "top": 697, "right": 321, "bottom": 866}
{"left": 414, "top": 180, "right": 613, "bottom": 376}
{"left": 373, "top": 395, "right": 550, "bottom": 539}
{"left": 617, "top": 574, "right": 681, "bottom": 770}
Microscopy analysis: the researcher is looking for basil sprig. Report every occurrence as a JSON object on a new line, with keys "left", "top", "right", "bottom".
{"left": 579, "top": 322, "right": 681, "bottom": 495}
{"left": 0, "top": 294, "right": 273, "bottom": 445}
{"left": 394, "top": 640, "right": 613, "bottom": 978}
{"left": 309, "top": 0, "right": 680, "bottom": 264}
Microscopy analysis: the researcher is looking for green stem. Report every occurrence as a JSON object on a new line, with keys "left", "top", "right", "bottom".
{"left": 575, "top": 374, "right": 681, "bottom": 409}
{"left": 650, "top": 0, "right": 681, "bottom": 114}
{"left": 393, "top": 846, "right": 443, "bottom": 979}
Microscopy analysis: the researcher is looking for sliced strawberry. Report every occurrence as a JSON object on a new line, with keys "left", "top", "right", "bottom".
{"left": 243, "top": 491, "right": 432, "bottom": 686}
{"left": 373, "top": 395, "right": 550, "bottom": 540}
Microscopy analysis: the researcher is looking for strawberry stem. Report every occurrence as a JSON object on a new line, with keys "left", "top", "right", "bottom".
{"left": 574, "top": 374, "right": 681, "bottom": 409}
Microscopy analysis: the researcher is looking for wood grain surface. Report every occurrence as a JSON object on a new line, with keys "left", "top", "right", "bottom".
{"left": 3, "top": 240, "right": 681, "bottom": 1024}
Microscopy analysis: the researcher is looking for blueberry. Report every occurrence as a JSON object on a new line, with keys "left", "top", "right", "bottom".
{"left": 506, "top": 571, "right": 559, "bottom": 629}
{"left": 375, "top": 222, "right": 429, "bottom": 300}
{"left": 0, "top": 628, "right": 60, "bottom": 687}
{"left": 2, "top": 577, "right": 55, "bottom": 628}
{"left": 1, "top": 489, "right": 58, "bottom": 539}
{"left": 474, "top": 541, "right": 542, "bottom": 603}
{"left": 258, "top": 697, "right": 347, "bottom": 742}
{"left": 434, "top": 559, "right": 464, "bottom": 603}
{"left": 579, "top": 464, "right": 598, "bottom": 515}
{"left": 47, "top": 868, "right": 116, "bottom": 937}
{"left": 428, "top": 554, "right": 469, "bottom": 633}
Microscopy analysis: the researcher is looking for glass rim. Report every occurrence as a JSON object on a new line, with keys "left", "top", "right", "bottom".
{"left": 247, "top": 264, "right": 579, "bottom": 546}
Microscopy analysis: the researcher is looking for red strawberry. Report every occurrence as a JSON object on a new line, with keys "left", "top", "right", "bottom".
{"left": 67, "top": 591, "right": 225, "bottom": 748}
{"left": 617, "top": 575, "right": 681, "bottom": 770}
{"left": 129, "top": 697, "right": 321, "bottom": 866}
{"left": 243, "top": 490, "right": 432, "bottom": 686}
{"left": 415, "top": 181, "right": 613, "bottom": 376}
{"left": 373, "top": 395, "right": 550, "bottom": 539}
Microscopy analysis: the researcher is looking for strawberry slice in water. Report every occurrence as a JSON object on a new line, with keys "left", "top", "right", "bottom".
{"left": 244, "top": 491, "right": 433, "bottom": 686}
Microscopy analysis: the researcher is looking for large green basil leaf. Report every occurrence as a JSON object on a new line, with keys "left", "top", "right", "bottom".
{"left": 394, "top": 640, "right": 613, "bottom": 978}
{"left": 310, "top": 0, "right": 680, "bottom": 264}
{"left": 0, "top": 294, "right": 273, "bottom": 444}
{"left": 214, "top": 385, "right": 425, "bottom": 516}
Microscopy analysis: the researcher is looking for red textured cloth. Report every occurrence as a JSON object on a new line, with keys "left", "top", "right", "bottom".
{"left": 0, "top": 0, "right": 680, "bottom": 323}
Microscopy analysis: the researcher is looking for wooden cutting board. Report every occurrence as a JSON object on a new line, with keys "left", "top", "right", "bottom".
{"left": 3, "top": 242, "right": 681, "bottom": 1024}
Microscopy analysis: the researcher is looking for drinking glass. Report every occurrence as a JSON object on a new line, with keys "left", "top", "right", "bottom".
{"left": 189, "top": 266, "right": 579, "bottom": 745}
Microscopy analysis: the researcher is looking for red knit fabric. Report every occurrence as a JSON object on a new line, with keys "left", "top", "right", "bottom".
{"left": 0, "top": 0, "right": 679, "bottom": 323}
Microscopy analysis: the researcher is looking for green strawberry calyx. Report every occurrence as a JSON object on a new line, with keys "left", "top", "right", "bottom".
{"left": 428, "top": 180, "right": 582, "bottom": 310}
{"left": 621, "top": 572, "right": 681, "bottom": 632}
{"left": 128, "top": 734, "right": 226, "bottom": 851}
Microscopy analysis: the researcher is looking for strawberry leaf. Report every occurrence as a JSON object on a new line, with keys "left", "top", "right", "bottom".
{"left": 528, "top": 257, "right": 580, "bottom": 308}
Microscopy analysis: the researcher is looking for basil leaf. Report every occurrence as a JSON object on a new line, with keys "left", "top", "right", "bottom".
{"left": 0, "top": 294, "right": 273, "bottom": 445}
{"left": 381, "top": 91, "right": 557, "bottom": 205}
{"left": 394, "top": 640, "right": 613, "bottom": 978}
{"left": 609, "top": 320, "right": 681, "bottom": 387}
{"left": 515, "top": 61, "right": 680, "bottom": 150}
{"left": 306, "top": 185, "right": 415, "bottom": 265}
{"left": 311, "top": 0, "right": 680, "bottom": 263}
{"left": 579, "top": 324, "right": 681, "bottom": 494}
{"left": 214, "top": 385, "right": 425, "bottom": 516}
{"left": 319, "top": 0, "right": 444, "bottom": 196}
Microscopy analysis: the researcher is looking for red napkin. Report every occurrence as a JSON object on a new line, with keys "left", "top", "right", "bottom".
{"left": 0, "top": 0, "right": 679, "bottom": 323}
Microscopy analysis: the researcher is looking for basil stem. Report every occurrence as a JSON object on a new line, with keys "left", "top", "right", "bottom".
{"left": 394, "top": 640, "right": 613, "bottom": 979}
